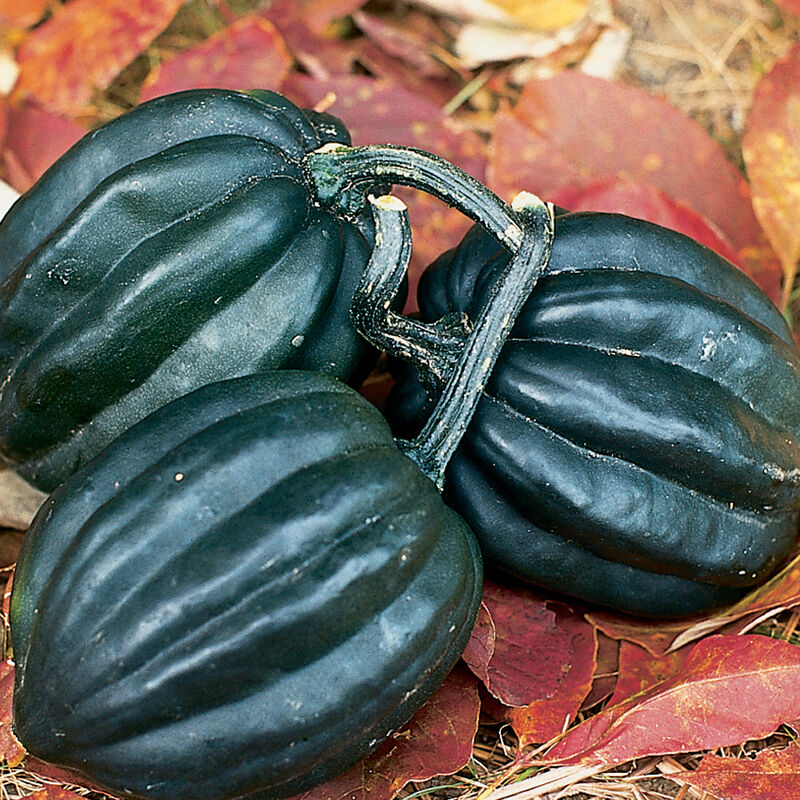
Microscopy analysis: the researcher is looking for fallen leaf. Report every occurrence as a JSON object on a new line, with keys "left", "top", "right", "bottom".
{"left": 546, "top": 634, "right": 800, "bottom": 766}
{"left": 27, "top": 789, "right": 88, "bottom": 800}
{"left": 461, "top": 581, "right": 596, "bottom": 745}
{"left": 0, "top": 659, "right": 23, "bottom": 766}
{"left": 0, "top": 468, "right": 46, "bottom": 530}
{"left": 412, "top": 0, "right": 588, "bottom": 30}
{"left": 489, "top": 71, "right": 782, "bottom": 302}
{"left": 774, "top": 0, "right": 800, "bottom": 17}
{"left": 584, "top": 611, "right": 701, "bottom": 657}
{"left": 606, "top": 642, "right": 689, "bottom": 708}
{"left": 579, "top": 631, "right": 619, "bottom": 710}
{"left": 551, "top": 178, "right": 741, "bottom": 266}
{"left": 298, "top": 665, "right": 480, "bottom": 800}
{"left": 742, "top": 41, "right": 800, "bottom": 308}
{"left": 0, "top": 0, "right": 48, "bottom": 28}
{"left": 139, "top": 16, "right": 292, "bottom": 102}
{"left": 12, "top": 0, "right": 186, "bottom": 117}
{"left": 2, "top": 102, "right": 85, "bottom": 192}
{"left": 673, "top": 745, "right": 800, "bottom": 799}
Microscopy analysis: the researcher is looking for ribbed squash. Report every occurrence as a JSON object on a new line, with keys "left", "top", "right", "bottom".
{"left": 387, "top": 212, "right": 800, "bottom": 617}
{"left": 0, "top": 89, "right": 382, "bottom": 492}
{"left": 11, "top": 370, "right": 482, "bottom": 800}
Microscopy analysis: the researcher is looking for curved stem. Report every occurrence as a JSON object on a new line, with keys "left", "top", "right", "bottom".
{"left": 305, "top": 144, "right": 522, "bottom": 252}
{"left": 402, "top": 193, "right": 555, "bottom": 489}
{"left": 354, "top": 196, "right": 471, "bottom": 388}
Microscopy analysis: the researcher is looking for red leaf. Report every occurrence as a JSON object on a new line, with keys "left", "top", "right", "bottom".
{"left": 12, "top": 0, "right": 185, "bottom": 117}
{"left": 139, "top": 16, "right": 292, "bottom": 102}
{"left": 579, "top": 632, "right": 619, "bottom": 711}
{"left": 605, "top": 642, "right": 688, "bottom": 708}
{"left": 462, "top": 581, "right": 596, "bottom": 745}
{"left": 489, "top": 72, "right": 782, "bottom": 303}
{"left": 2, "top": 102, "right": 85, "bottom": 192}
{"left": 26, "top": 788, "right": 87, "bottom": 800}
{"left": 0, "top": 659, "right": 24, "bottom": 766}
{"left": 584, "top": 611, "right": 702, "bottom": 657}
{"left": 283, "top": 73, "right": 487, "bottom": 308}
{"left": 774, "top": 0, "right": 800, "bottom": 16}
{"left": 547, "top": 634, "right": 800, "bottom": 766}
{"left": 742, "top": 42, "right": 800, "bottom": 306}
{"left": 0, "top": 0, "right": 49, "bottom": 28}
{"left": 297, "top": 665, "right": 480, "bottom": 800}
{"left": 674, "top": 746, "right": 800, "bottom": 799}
{"left": 550, "top": 178, "right": 741, "bottom": 267}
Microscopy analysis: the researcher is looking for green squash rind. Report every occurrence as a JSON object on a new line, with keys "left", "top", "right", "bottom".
{"left": 11, "top": 371, "right": 482, "bottom": 800}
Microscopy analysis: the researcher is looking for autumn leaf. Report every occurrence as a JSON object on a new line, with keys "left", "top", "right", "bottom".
{"left": 139, "top": 16, "right": 292, "bottom": 102}
{"left": 25, "top": 788, "right": 88, "bottom": 800}
{"left": 673, "top": 745, "right": 800, "bottom": 799}
{"left": 579, "top": 632, "right": 619, "bottom": 711}
{"left": 461, "top": 581, "right": 596, "bottom": 745}
{"left": 297, "top": 666, "right": 480, "bottom": 800}
{"left": 547, "top": 634, "right": 800, "bottom": 766}
{"left": 12, "top": 0, "right": 186, "bottom": 117}
{"left": 742, "top": 41, "right": 800, "bottom": 309}
{"left": 489, "top": 71, "right": 782, "bottom": 302}
{"left": 550, "top": 178, "right": 741, "bottom": 267}
{"left": 774, "top": 0, "right": 800, "bottom": 17}
{"left": 0, "top": 0, "right": 48, "bottom": 28}
{"left": 1, "top": 102, "right": 85, "bottom": 192}
{"left": 0, "top": 659, "right": 23, "bottom": 766}
{"left": 605, "top": 642, "right": 689, "bottom": 708}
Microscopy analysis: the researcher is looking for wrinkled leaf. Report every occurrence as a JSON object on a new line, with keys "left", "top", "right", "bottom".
{"left": 742, "top": 42, "right": 800, "bottom": 306}
{"left": 606, "top": 642, "right": 688, "bottom": 708}
{"left": 12, "top": 0, "right": 186, "bottom": 117}
{"left": 283, "top": 73, "right": 487, "bottom": 305}
{"left": 579, "top": 631, "right": 619, "bottom": 711}
{"left": 2, "top": 102, "right": 85, "bottom": 192}
{"left": 547, "top": 634, "right": 800, "bottom": 765}
{"left": 461, "top": 581, "right": 595, "bottom": 745}
{"left": 0, "top": 0, "right": 48, "bottom": 28}
{"left": 139, "top": 16, "right": 292, "bottom": 102}
{"left": 551, "top": 178, "right": 741, "bottom": 266}
{"left": 489, "top": 71, "right": 781, "bottom": 302}
{"left": 298, "top": 666, "right": 480, "bottom": 800}
{"left": 0, "top": 659, "right": 23, "bottom": 766}
{"left": 673, "top": 745, "right": 800, "bottom": 799}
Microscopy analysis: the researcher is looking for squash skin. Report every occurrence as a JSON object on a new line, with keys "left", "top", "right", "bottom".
{"left": 0, "top": 90, "right": 380, "bottom": 492}
{"left": 11, "top": 370, "right": 482, "bottom": 800}
{"left": 387, "top": 212, "right": 800, "bottom": 617}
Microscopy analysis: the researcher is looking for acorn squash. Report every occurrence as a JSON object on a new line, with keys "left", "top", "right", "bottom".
{"left": 387, "top": 212, "right": 800, "bottom": 617}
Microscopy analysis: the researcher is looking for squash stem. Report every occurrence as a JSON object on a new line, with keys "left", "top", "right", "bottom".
{"left": 305, "top": 144, "right": 523, "bottom": 252}
{"left": 361, "top": 193, "right": 553, "bottom": 490}
{"left": 354, "top": 195, "right": 471, "bottom": 389}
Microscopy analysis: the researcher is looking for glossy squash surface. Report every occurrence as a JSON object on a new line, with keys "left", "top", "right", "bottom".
{"left": 0, "top": 89, "right": 378, "bottom": 491}
{"left": 388, "top": 212, "right": 800, "bottom": 617}
{"left": 11, "top": 370, "right": 482, "bottom": 800}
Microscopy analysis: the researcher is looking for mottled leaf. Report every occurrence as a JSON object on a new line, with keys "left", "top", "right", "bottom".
{"left": 551, "top": 178, "right": 741, "bottom": 266}
{"left": 139, "top": 16, "right": 292, "bottom": 102}
{"left": 0, "top": 0, "right": 49, "bottom": 28}
{"left": 673, "top": 745, "right": 800, "bottom": 799}
{"left": 298, "top": 665, "right": 480, "bottom": 800}
{"left": 12, "top": 0, "right": 186, "bottom": 117}
{"left": 26, "top": 787, "right": 88, "bottom": 800}
{"left": 489, "top": 71, "right": 781, "bottom": 302}
{"left": 742, "top": 42, "right": 800, "bottom": 306}
{"left": 547, "top": 635, "right": 800, "bottom": 765}
{"left": 774, "top": 0, "right": 800, "bottom": 17}
{"left": 461, "top": 581, "right": 596, "bottom": 745}
{"left": 2, "top": 102, "right": 85, "bottom": 192}
{"left": 0, "top": 659, "right": 23, "bottom": 766}
{"left": 605, "top": 642, "right": 688, "bottom": 708}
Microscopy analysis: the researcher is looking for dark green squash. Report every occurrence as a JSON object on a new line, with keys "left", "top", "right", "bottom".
{"left": 386, "top": 212, "right": 800, "bottom": 618}
{"left": 10, "top": 371, "right": 482, "bottom": 800}
{"left": 0, "top": 89, "right": 381, "bottom": 492}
